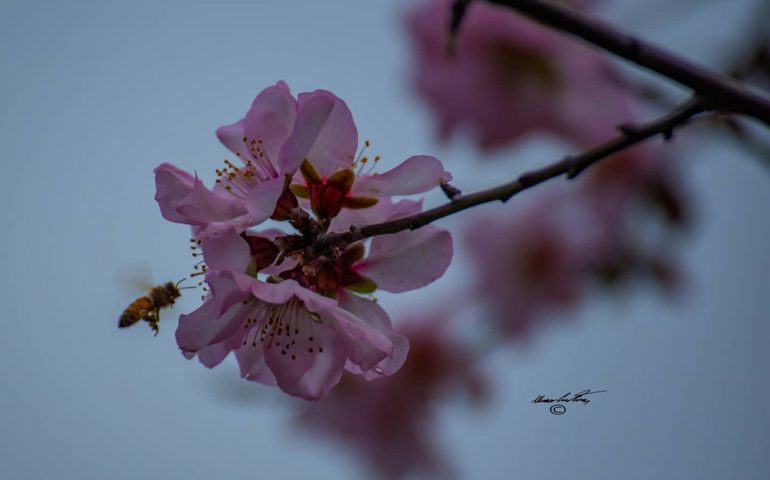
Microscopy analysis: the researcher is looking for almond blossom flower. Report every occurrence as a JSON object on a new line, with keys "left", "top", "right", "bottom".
{"left": 178, "top": 205, "right": 452, "bottom": 399}
{"left": 177, "top": 269, "right": 408, "bottom": 400}
{"left": 405, "top": 0, "right": 634, "bottom": 150}
{"left": 155, "top": 80, "right": 451, "bottom": 237}
{"left": 295, "top": 313, "right": 487, "bottom": 479}
{"left": 156, "top": 82, "right": 454, "bottom": 399}
{"left": 155, "top": 82, "right": 353, "bottom": 237}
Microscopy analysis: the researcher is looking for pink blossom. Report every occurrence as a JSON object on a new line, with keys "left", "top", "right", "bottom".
{"left": 295, "top": 313, "right": 487, "bottom": 479}
{"left": 465, "top": 192, "right": 602, "bottom": 338}
{"left": 583, "top": 143, "right": 689, "bottom": 227}
{"left": 578, "top": 144, "right": 690, "bottom": 291}
{"left": 155, "top": 82, "right": 359, "bottom": 237}
{"left": 156, "top": 80, "right": 452, "bottom": 236}
{"left": 179, "top": 219, "right": 452, "bottom": 399}
{"left": 156, "top": 82, "right": 455, "bottom": 398}
{"left": 405, "top": 0, "right": 634, "bottom": 149}
{"left": 177, "top": 270, "right": 407, "bottom": 400}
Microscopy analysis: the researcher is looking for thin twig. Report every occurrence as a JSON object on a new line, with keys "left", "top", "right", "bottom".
{"left": 319, "top": 98, "right": 705, "bottom": 249}
{"left": 464, "top": 0, "right": 770, "bottom": 127}
{"left": 440, "top": 181, "right": 463, "bottom": 200}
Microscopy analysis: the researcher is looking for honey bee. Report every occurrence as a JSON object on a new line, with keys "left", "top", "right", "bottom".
{"left": 118, "top": 280, "right": 185, "bottom": 336}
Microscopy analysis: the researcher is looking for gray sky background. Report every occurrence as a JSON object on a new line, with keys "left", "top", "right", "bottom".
{"left": 1, "top": 0, "right": 768, "bottom": 478}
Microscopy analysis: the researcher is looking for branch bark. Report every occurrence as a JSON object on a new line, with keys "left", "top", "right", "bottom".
{"left": 319, "top": 98, "right": 705, "bottom": 249}
{"left": 479, "top": 0, "right": 770, "bottom": 126}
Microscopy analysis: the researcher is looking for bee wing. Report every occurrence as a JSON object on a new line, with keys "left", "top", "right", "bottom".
{"left": 114, "top": 262, "right": 155, "bottom": 292}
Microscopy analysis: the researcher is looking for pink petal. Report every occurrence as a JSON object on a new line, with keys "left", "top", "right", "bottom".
{"left": 250, "top": 280, "right": 337, "bottom": 313}
{"left": 242, "top": 82, "right": 298, "bottom": 165}
{"left": 323, "top": 306, "right": 392, "bottom": 372}
{"left": 201, "top": 228, "right": 250, "bottom": 272}
{"left": 197, "top": 341, "right": 232, "bottom": 369}
{"left": 175, "top": 271, "right": 253, "bottom": 352}
{"left": 263, "top": 314, "right": 347, "bottom": 400}
{"left": 215, "top": 119, "right": 249, "bottom": 160}
{"left": 187, "top": 177, "right": 284, "bottom": 239}
{"left": 235, "top": 343, "right": 277, "bottom": 386}
{"left": 175, "top": 175, "right": 247, "bottom": 225}
{"left": 329, "top": 198, "right": 423, "bottom": 233}
{"left": 350, "top": 155, "right": 451, "bottom": 197}
{"left": 241, "top": 175, "right": 285, "bottom": 222}
{"left": 154, "top": 163, "right": 195, "bottom": 224}
{"left": 337, "top": 291, "right": 409, "bottom": 379}
{"left": 216, "top": 82, "right": 298, "bottom": 169}
{"left": 356, "top": 225, "right": 453, "bottom": 293}
{"left": 279, "top": 90, "right": 357, "bottom": 178}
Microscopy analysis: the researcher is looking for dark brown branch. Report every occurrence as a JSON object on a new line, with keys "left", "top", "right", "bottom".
{"left": 473, "top": 0, "right": 770, "bottom": 127}
{"left": 319, "top": 98, "right": 705, "bottom": 249}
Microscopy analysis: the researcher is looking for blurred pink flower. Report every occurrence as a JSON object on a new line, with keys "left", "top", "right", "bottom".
{"left": 295, "top": 313, "right": 487, "bottom": 479}
{"left": 464, "top": 147, "right": 689, "bottom": 339}
{"left": 579, "top": 144, "right": 690, "bottom": 291}
{"left": 405, "top": 0, "right": 634, "bottom": 149}
{"left": 465, "top": 191, "right": 603, "bottom": 338}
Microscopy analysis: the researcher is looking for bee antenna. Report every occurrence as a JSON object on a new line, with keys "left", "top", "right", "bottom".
{"left": 176, "top": 277, "right": 188, "bottom": 287}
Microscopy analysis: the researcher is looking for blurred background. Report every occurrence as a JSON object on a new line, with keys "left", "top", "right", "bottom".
{"left": 1, "top": 0, "right": 768, "bottom": 478}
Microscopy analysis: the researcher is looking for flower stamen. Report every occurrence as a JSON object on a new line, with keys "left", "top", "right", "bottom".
{"left": 239, "top": 298, "right": 325, "bottom": 360}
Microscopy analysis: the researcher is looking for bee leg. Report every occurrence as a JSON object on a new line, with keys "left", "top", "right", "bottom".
{"left": 146, "top": 309, "right": 160, "bottom": 336}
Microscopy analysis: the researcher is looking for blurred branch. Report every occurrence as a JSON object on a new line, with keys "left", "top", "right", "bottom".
{"left": 453, "top": 0, "right": 770, "bottom": 127}
{"left": 320, "top": 98, "right": 704, "bottom": 249}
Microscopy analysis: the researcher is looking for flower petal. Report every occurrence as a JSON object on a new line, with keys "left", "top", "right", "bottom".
{"left": 242, "top": 175, "right": 285, "bottom": 223}
{"left": 242, "top": 82, "right": 298, "bottom": 165}
{"left": 235, "top": 342, "right": 277, "bottom": 386}
{"left": 175, "top": 175, "right": 247, "bottom": 225}
{"left": 216, "top": 82, "right": 298, "bottom": 169}
{"left": 329, "top": 198, "right": 423, "bottom": 233}
{"left": 154, "top": 163, "right": 195, "bottom": 224}
{"left": 323, "top": 305, "right": 392, "bottom": 373}
{"left": 196, "top": 341, "right": 232, "bottom": 369}
{"left": 201, "top": 228, "right": 250, "bottom": 273}
{"left": 250, "top": 279, "right": 337, "bottom": 313}
{"left": 263, "top": 313, "right": 347, "bottom": 400}
{"left": 356, "top": 225, "right": 453, "bottom": 293}
{"left": 215, "top": 119, "right": 249, "bottom": 160}
{"left": 279, "top": 90, "right": 357, "bottom": 178}
{"left": 337, "top": 291, "right": 409, "bottom": 379}
{"left": 350, "top": 155, "right": 450, "bottom": 197}
{"left": 175, "top": 271, "right": 253, "bottom": 352}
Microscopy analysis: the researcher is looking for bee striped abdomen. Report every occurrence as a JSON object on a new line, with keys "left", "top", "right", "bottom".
{"left": 119, "top": 296, "right": 153, "bottom": 328}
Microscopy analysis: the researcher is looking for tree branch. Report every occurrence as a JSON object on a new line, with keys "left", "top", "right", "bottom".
{"left": 319, "top": 98, "right": 705, "bottom": 249}
{"left": 472, "top": 0, "right": 770, "bottom": 127}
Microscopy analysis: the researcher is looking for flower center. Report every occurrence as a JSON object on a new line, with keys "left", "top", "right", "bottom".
{"left": 216, "top": 138, "right": 279, "bottom": 197}
{"left": 240, "top": 298, "right": 325, "bottom": 360}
